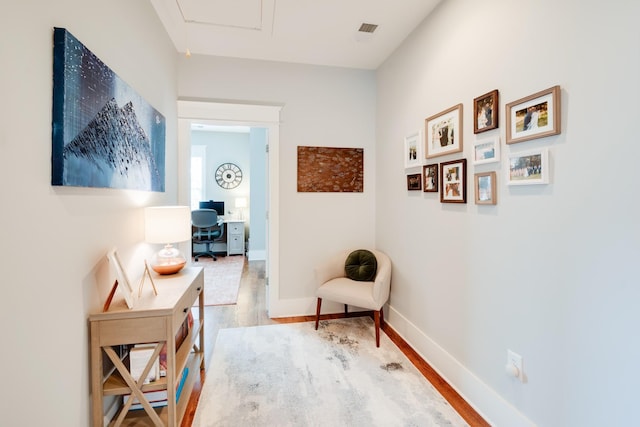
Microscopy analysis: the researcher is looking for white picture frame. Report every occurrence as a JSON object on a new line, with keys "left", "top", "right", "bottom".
{"left": 473, "top": 136, "right": 501, "bottom": 165}
{"left": 107, "top": 248, "right": 136, "bottom": 309}
{"left": 404, "top": 131, "right": 422, "bottom": 169}
{"left": 507, "top": 148, "right": 549, "bottom": 186}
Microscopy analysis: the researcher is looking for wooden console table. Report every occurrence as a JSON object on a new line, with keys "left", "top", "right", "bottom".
{"left": 89, "top": 266, "right": 204, "bottom": 426}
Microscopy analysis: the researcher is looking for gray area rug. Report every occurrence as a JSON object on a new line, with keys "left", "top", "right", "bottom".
{"left": 193, "top": 317, "right": 468, "bottom": 427}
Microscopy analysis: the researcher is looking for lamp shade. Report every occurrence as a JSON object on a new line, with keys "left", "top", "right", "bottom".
{"left": 235, "top": 197, "right": 248, "bottom": 208}
{"left": 144, "top": 206, "right": 191, "bottom": 244}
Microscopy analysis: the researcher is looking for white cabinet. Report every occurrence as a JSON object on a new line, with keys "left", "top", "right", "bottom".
{"left": 226, "top": 220, "right": 245, "bottom": 256}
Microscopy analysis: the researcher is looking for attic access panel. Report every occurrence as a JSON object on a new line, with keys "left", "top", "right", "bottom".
{"left": 297, "top": 146, "right": 363, "bottom": 193}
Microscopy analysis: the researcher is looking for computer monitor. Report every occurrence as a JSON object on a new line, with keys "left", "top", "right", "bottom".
{"left": 199, "top": 200, "right": 225, "bottom": 216}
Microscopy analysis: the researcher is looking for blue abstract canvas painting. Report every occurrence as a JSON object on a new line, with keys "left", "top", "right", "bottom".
{"left": 51, "top": 27, "right": 165, "bottom": 191}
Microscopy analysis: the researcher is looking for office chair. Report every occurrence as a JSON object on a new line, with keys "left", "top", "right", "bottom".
{"left": 191, "top": 209, "right": 225, "bottom": 261}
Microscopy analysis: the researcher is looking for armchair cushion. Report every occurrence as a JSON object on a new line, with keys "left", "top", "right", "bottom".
{"left": 344, "top": 249, "right": 377, "bottom": 282}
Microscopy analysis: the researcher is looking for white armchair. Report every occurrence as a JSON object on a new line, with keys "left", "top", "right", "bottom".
{"left": 314, "top": 249, "right": 392, "bottom": 347}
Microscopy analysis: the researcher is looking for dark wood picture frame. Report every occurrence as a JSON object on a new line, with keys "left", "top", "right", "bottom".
{"left": 407, "top": 173, "right": 422, "bottom": 191}
{"left": 440, "top": 158, "right": 467, "bottom": 203}
{"left": 423, "top": 164, "right": 438, "bottom": 192}
{"left": 473, "top": 89, "right": 499, "bottom": 134}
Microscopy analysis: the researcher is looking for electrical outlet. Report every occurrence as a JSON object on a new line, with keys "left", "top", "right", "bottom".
{"left": 506, "top": 349, "right": 524, "bottom": 382}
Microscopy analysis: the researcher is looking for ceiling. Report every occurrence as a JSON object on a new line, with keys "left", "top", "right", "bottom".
{"left": 149, "top": 0, "right": 442, "bottom": 70}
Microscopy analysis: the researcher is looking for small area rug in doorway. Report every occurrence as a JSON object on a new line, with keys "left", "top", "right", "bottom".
{"left": 193, "top": 255, "right": 244, "bottom": 306}
{"left": 192, "top": 317, "right": 468, "bottom": 427}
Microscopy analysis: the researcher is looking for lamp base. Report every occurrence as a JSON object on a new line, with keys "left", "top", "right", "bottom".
{"left": 151, "top": 260, "right": 186, "bottom": 275}
{"left": 150, "top": 244, "right": 187, "bottom": 275}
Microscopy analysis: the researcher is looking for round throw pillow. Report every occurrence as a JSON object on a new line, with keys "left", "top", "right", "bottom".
{"left": 345, "top": 249, "right": 378, "bottom": 282}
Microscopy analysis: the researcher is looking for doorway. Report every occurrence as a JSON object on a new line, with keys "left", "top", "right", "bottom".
{"left": 177, "top": 100, "right": 281, "bottom": 317}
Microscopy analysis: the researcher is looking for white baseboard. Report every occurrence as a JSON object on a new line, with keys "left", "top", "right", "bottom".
{"left": 386, "top": 305, "right": 536, "bottom": 427}
{"left": 247, "top": 249, "right": 266, "bottom": 261}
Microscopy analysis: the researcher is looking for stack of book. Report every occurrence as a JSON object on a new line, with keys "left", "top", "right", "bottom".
{"left": 124, "top": 367, "right": 189, "bottom": 410}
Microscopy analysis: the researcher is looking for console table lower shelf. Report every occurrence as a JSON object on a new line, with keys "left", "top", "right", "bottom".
{"left": 89, "top": 266, "right": 205, "bottom": 427}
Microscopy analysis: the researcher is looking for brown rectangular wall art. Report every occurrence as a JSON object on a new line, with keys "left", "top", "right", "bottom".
{"left": 297, "top": 146, "right": 364, "bottom": 192}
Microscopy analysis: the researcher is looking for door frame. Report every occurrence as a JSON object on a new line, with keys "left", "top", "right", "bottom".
{"left": 177, "top": 100, "right": 281, "bottom": 317}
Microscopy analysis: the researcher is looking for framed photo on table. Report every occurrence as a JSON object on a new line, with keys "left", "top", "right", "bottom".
{"left": 474, "top": 89, "right": 499, "bottom": 134}
{"left": 475, "top": 171, "right": 497, "bottom": 205}
{"left": 423, "top": 163, "right": 439, "bottom": 192}
{"left": 106, "top": 248, "right": 136, "bottom": 310}
{"left": 507, "top": 148, "right": 549, "bottom": 185}
{"left": 440, "top": 158, "right": 467, "bottom": 203}
{"left": 425, "top": 104, "right": 463, "bottom": 158}
{"left": 404, "top": 131, "right": 422, "bottom": 169}
{"left": 506, "top": 85, "right": 561, "bottom": 144}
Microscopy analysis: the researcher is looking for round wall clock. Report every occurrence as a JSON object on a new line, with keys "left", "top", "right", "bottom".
{"left": 215, "top": 163, "right": 243, "bottom": 189}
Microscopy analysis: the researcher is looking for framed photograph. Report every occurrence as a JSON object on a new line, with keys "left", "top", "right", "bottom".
{"left": 423, "top": 163, "right": 439, "bottom": 192}
{"left": 507, "top": 148, "right": 549, "bottom": 185}
{"left": 475, "top": 171, "right": 497, "bottom": 205}
{"left": 506, "top": 85, "right": 561, "bottom": 144}
{"left": 440, "top": 158, "right": 467, "bottom": 203}
{"left": 474, "top": 89, "right": 499, "bottom": 134}
{"left": 425, "top": 104, "right": 463, "bottom": 159}
{"left": 404, "top": 131, "right": 423, "bottom": 169}
{"left": 106, "top": 248, "right": 136, "bottom": 309}
{"left": 473, "top": 136, "right": 501, "bottom": 165}
{"left": 407, "top": 173, "right": 422, "bottom": 191}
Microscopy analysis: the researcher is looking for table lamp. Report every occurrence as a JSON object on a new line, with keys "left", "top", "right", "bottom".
{"left": 144, "top": 206, "right": 191, "bottom": 275}
{"left": 235, "top": 197, "right": 247, "bottom": 220}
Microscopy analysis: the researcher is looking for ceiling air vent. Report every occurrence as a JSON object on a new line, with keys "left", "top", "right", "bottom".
{"left": 358, "top": 23, "right": 378, "bottom": 33}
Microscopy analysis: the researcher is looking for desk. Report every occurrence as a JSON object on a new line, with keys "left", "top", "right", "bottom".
{"left": 89, "top": 267, "right": 204, "bottom": 426}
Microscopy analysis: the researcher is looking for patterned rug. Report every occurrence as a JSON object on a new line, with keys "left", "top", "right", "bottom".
{"left": 192, "top": 317, "right": 468, "bottom": 426}
{"left": 193, "top": 255, "right": 244, "bottom": 306}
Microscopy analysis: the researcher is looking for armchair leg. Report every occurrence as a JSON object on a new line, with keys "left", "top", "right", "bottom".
{"left": 374, "top": 310, "right": 381, "bottom": 347}
{"left": 344, "top": 304, "right": 348, "bottom": 314}
{"left": 315, "top": 298, "right": 322, "bottom": 330}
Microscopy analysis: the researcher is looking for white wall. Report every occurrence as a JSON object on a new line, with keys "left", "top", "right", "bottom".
{"left": 0, "top": 2, "right": 177, "bottom": 426}
{"left": 179, "top": 56, "right": 377, "bottom": 305}
{"left": 191, "top": 130, "right": 251, "bottom": 214}
{"left": 376, "top": 0, "right": 640, "bottom": 426}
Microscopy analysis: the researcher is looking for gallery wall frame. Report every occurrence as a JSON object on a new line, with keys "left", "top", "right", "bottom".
{"left": 506, "top": 85, "right": 561, "bottom": 144}
{"left": 423, "top": 163, "right": 439, "bottom": 193}
{"left": 440, "top": 158, "right": 467, "bottom": 203}
{"left": 475, "top": 171, "right": 497, "bottom": 205}
{"left": 404, "top": 131, "right": 423, "bottom": 169}
{"left": 425, "top": 104, "right": 463, "bottom": 159}
{"left": 507, "top": 148, "right": 549, "bottom": 185}
{"left": 407, "top": 173, "right": 422, "bottom": 191}
{"left": 473, "top": 89, "right": 499, "bottom": 134}
{"left": 51, "top": 27, "right": 166, "bottom": 191}
{"left": 473, "top": 136, "right": 501, "bottom": 165}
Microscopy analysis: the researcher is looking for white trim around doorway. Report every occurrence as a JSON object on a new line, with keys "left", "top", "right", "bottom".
{"left": 177, "top": 100, "right": 282, "bottom": 318}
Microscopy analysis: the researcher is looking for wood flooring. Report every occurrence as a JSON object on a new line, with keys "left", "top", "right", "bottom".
{"left": 181, "top": 257, "right": 489, "bottom": 427}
